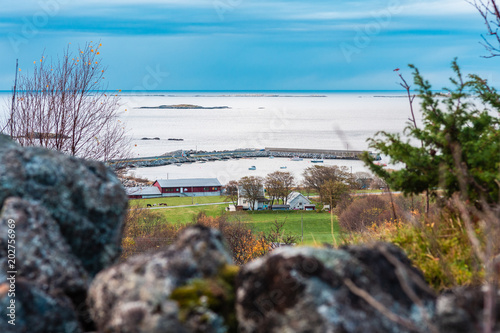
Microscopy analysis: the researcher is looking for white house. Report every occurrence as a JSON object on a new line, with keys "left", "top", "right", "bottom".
{"left": 237, "top": 185, "right": 269, "bottom": 210}
{"left": 287, "top": 192, "right": 315, "bottom": 210}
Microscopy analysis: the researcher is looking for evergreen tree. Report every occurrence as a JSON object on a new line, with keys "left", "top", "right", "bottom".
{"left": 362, "top": 60, "right": 500, "bottom": 207}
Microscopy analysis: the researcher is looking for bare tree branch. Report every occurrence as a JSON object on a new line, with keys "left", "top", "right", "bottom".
{"left": 3, "top": 42, "right": 130, "bottom": 161}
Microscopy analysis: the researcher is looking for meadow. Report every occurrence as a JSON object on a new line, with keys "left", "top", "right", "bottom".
{"left": 131, "top": 198, "right": 340, "bottom": 245}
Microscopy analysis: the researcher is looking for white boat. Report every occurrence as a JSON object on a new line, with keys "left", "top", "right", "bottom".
{"left": 249, "top": 166, "right": 256, "bottom": 170}
{"left": 290, "top": 157, "right": 303, "bottom": 161}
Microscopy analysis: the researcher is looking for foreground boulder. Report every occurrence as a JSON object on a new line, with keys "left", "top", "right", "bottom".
{"left": 236, "top": 243, "right": 436, "bottom": 333}
{"left": 0, "top": 135, "right": 128, "bottom": 331}
{"left": 0, "top": 135, "right": 127, "bottom": 276}
{"left": 0, "top": 280, "right": 82, "bottom": 333}
{"left": 88, "top": 225, "right": 238, "bottom": 333}
{"left": 434, "top": 286, "right": 500, "bottom": 333}
{"left": 0, "top": 198, "right": 89, "bottom": 296}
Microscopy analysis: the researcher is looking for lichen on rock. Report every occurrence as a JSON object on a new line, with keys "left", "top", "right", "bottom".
{"left": 87, "top": 225, "right": 237, "bottom": 333}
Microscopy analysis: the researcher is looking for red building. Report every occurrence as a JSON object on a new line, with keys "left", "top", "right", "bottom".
{"left": 153, "top": 178, "right": 222, "bottom": 197}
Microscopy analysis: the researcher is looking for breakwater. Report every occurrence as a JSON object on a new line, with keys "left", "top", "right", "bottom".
{"left": 107, "top": 147, "right": 380, "bottom": 169}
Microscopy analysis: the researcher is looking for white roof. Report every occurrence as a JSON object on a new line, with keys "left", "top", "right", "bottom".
{"left": 155, "top": 178, "right": 221, "bottom": 188}
{"left": 287, "top": 191, "right": 311, "bottom": 204}
{"left": 126, "top": 186, "right": 161, "bottom": 196}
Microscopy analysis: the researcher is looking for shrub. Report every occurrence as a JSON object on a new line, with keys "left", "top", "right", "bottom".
{"left": 338, "top": 195, "right": 393, "bottom": 232}
{"left": 195, "top": 212, "right": 268, "bottom": 265}
{"left": 121, "top": 205, "right": 183, "bottom": 259}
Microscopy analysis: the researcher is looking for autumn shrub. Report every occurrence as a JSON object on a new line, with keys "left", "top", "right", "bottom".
{"left": 121, "top": 205, "right": 184, "bottom": 259}
{"left": 341, "top": 199, "right": 482, "bottom": 290}
{"left": 338, "top": 195, "right": 394, "bottom": 232}
{"left": 195, "top": 212, "right": 268, "bottom": 265}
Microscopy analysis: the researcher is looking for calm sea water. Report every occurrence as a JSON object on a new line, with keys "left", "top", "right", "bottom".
{"left": 0, "top": 91, "right": 417, "bottom": 183}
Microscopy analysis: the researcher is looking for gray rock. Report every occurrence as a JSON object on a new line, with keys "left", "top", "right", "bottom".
{"left": 236, "top": 242, "right": 436, "bottom": 333}
{"left": 87, "top": 225, "right": 237, "bottom": 333}
{"left": 434, "top": 286, "right": 500, "bottom": 333}
{"left": 0, "top": 197, "right": 89, "bottom": 295}
{"left": 0, "top": 279, "right": 83, "bottom": 333}
{"left": 0, "top": 135, "right": 127, "bottom": 276}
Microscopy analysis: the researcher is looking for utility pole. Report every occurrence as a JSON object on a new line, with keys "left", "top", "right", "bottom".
{"left": 301, "top": 212, "right": 304, "bottom": 244}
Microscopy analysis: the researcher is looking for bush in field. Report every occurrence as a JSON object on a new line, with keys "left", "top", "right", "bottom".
{"left": 338, "top": 195, "right": 393, "bottom": 232}
{"left": 195, "top": 212, "right": 268, "bottom": 265}
{"left": 121, "top": 205, "right": 183, "bottom": 259}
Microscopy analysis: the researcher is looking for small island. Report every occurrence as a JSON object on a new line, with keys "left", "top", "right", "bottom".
{"left": 139, "top": 104, "right": 230, "bottom": 110}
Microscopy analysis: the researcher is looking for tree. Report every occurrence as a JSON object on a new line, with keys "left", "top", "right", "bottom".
{"left": 3, "top": 42, "right": 129, "bottom": 161}
{"left": 303, "top": 165, "right": 353, "bottom": 201}
{"left": 264, "top": 171, "right": 295, "bottom": 205}
{"left": 238, "top": 176, "right": 265, "bottom": 211}
{"left": 224, "top": 180, "right": 239, "bottom": 206}
{"left": 470, "top": 0, "right": 500, "bottom": 57}
{"left": 362, "top": 60, "right": 500, "bottom": 207}
{"left": 319, "top": 180, "right": 351, "bottom": 208}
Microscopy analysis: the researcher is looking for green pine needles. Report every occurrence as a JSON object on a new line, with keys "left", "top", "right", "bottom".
{"left": 362, "top": 59, "right": 500, "bottom": 207}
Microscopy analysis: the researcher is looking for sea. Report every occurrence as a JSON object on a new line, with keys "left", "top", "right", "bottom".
{"left": 0, "top": 91, "right": 418, "bottom": 184}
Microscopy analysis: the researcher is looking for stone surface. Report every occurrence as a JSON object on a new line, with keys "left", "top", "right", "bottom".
{"left": 0, "top": 198, "right": 89, "bottom": 296}
{"left": 434, "top": 286, "right": 500, "bottom": 333}
{"left": 0, "top": 279, "right": 83, "bottom": 333}
{"left": 87, "top": 225, "right": 237, "bottom": 333}
{"left": 236, "top": 242, "right": 436, "bottom": 333}
{"left": 0, "top": 135, "right": 128, "bottom": 276}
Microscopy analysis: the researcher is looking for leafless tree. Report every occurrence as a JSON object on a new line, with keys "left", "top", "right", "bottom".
{"left": 303, "top": 165, "right": 352, "bottom": 202}
{"left": 3, "top": 42, "right": 130, "bottom": 161}
{"left": 239, "top": 176, "right": 265, "bottom": 211}
{"left": 264, "top": 171, "right": 296, "bottom": 205}
{"left": 469, "top": 0, "right": 500, "bottom": 57}
{"left": 224, "top": 180, "right": 239, "bottom": 206}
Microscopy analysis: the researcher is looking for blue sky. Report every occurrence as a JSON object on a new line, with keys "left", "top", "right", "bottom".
{"left": 0, "top": 0, "right": 497, "bottom": 91}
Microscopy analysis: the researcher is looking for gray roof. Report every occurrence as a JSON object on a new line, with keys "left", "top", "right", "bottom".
{"left": 155, "top": 178, "right": 221, "bottom": 188}
{"left": 287, "top": 191, "right": 311, "bottom": 204}
{"left": 126, "top": 186, "right": 161, "bottom": 196}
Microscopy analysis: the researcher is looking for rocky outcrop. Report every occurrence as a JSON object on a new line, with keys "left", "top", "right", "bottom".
{"left": 0, "top": 280, "right": 82, "bottom": 333}
{"left": 236, "top": 243, "right": 436, "bottom": 333}
{"left": 434, "top": 286, "right": 500, "bottom": 333}
{"left": 0, "top": 134, "right": 127, "bottom": 276}
{"left": 0, "top": 198, "right": 89, "bottom": 296}
{"left": 87, "top": 225, "right": 238, "bottom": 333}
{"left": 0, "top": 135, "right": 128, "bottom": 331}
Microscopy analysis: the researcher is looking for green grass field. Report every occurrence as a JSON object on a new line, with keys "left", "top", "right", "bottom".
{"left": 243, "top": 210, "right": 341, "bottom": 246}
{"left": 149, "top": 204, "right": 229, "bottom": 224}
{"left": 132, "top": 199, "right": 341, "bottom": 245}
{"left": 130, "top": 196, "right": 229, "bottom": 208}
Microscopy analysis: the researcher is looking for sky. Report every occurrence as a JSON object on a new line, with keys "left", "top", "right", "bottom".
{"left": 0, "top": 0, "right": 497, "bottom": 91}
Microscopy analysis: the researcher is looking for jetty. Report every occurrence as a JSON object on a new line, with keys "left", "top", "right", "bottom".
{"left": 107, "top": 147, "right": 379, "bottom": 169}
